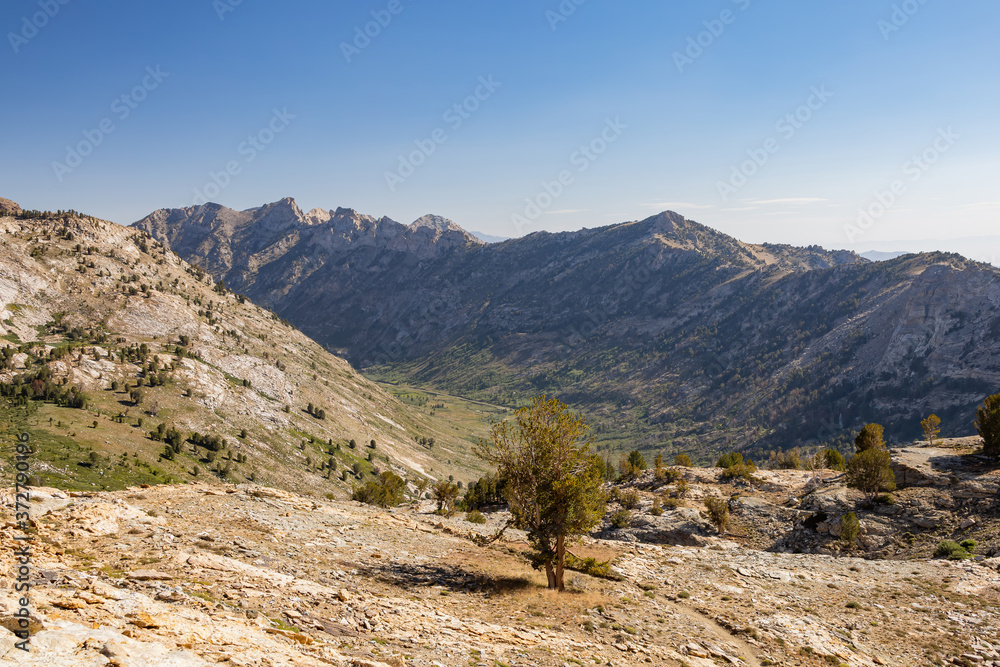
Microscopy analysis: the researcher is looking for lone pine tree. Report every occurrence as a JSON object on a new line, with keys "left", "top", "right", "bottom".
{"left": 474, "top": 395, "right": 606, "bottom": 591}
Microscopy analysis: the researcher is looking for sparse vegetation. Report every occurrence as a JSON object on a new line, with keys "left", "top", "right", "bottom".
{"left": 351, "top": 471, "right": 406, "bottom": 508}
{"left": 703, "top": 497, "right": 729, "bottom": 534}
{"left": 840, "top": 512, "right": 860, "bottom": 545}
{"left": 934, "top": 540, "right": 972, "bottom": 560}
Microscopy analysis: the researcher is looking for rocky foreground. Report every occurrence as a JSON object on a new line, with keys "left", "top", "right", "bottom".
{"left": 2, "top": 464, "right": 1000, "bottom": 667}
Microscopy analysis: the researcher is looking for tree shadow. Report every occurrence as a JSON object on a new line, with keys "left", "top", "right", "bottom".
{"left": 356, "top": 560, "right": 534, "bottom": 595}
{"left": 926, "top": 453, "right": 996, "bottom": 476}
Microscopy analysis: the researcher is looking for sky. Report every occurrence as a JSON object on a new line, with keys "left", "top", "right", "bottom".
{"left": 2, "top": 0, "right": 998, "bottom": 260}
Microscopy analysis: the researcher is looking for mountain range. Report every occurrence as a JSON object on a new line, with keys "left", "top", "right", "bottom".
{"left": 132, "top": 198, "right": 1000, "bottom": 461}
{"left": 0, "top": 201, "right": 489, "bottom": 493}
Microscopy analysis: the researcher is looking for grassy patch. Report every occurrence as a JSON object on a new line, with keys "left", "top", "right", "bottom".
{"left": 0, "top": 402, "right": 170, "bottom": 491}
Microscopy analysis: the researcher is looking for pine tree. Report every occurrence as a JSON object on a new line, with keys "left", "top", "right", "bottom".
{"left": 975, "top": 393, "right": 1000, "bottom": 459}
{"left": 920, "top": 414, "right": 941, "bottom": 445}
{"left": 854, "top": 424, "right": 886, "bottom": 453}
{"left": 846, "top": 448, "right": 895, "bottom": 500}
{"left": 474, "top": 396, "right": 606, "bottom": 591}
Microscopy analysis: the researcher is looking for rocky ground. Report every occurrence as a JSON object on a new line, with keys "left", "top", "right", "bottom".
{"left": 3, "top": 454, "right": 999, "bottom": 667}
{"left": 599, "top": 440, "right": 1000, "bottom": 562}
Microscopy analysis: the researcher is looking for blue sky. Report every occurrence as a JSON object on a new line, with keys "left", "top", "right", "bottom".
{"left": 2, "top": 0, "right": 998, "bottom": 257}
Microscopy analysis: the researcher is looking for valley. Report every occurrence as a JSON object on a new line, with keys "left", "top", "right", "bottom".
{"left": 134, "top": 200, "right": 1000, "bottom": 464}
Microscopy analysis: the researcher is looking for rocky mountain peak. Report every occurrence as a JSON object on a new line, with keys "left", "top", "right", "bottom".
{"left": 410, "top": 214, "right": 461, "bottom": 232}
{"left": 255, "top": 196, "right": 304, "bottom": 222}
{"left": 407, "top": 214, "right": 484, "bottom": 246}
{"left": 646, "top": 209, "right": 688, "bottom": 231}
{"left": 304, "top": 207, "right": 332, "bottom": 225}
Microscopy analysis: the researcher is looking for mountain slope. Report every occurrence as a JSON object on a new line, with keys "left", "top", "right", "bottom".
{"left": 0, "top": 205, "right": 490, "bottom": 493}
{"left": 134, "top": 200, "right": 1000, "bottom": 460}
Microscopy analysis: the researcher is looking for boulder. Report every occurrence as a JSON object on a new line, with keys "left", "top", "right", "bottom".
{"left": 597, "top": 507, "right": 713, "bottom": 546}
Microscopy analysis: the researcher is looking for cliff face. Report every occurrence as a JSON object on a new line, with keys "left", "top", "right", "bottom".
{"left": 135, "top": 201, "right": 1000, "bottom": 456}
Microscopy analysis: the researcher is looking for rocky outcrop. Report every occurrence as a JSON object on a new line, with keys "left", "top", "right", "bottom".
{"left": 0, "top": 197, "right": 20, "bottom": 215}
{"left": 891, "top": 442, "right": 1000, "bottom": 492}
{"left": 598, "top": 506, "right": 714, "bottom": 546}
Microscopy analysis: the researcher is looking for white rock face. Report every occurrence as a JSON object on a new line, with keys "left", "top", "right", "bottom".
{"left": 1, "top": 620, "right": 210, "bottom": 666}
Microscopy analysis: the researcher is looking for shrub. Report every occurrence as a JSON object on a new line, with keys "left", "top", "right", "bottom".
{"left": 618, "top": 489, "right": 640, "bottom": 509}
{"left": 674, "top": 453, "right": 692, "bottom": 467}
{"left": 432, "top": 480, "right": 460, "bottom": 515}
{"left": 657, "top": 467, "right": 682, "bottom": 483}
{"left": 465, "top": 510, "right": 486, "bottom": 524}
{"left": 960, "top": 539, "right": 977, "bottom": 552}
{"left": 768, "top": 448, "right": 802, "bottom": 470}
{"left": 716, "top": 452, "right": 743, "bottom": 468}
{"left": 673, "top": 478, "right": 690, "bottom": 498}
{"left": 722, "top": 462, "right": 758, "bottom": 483}
{"left": 874, "top": 493, "right": 895, "bottom": 505}
{"left": 704, "top": 497, "right": 729, "bottom": 533}
{"left": 129, "top": 387, "right": 144, "bottom": 406}
{"left": 351, "top": 471, "right": 406, "bottom": 508}
{"left": 821, "top": 448, "right": 846, "bottom": 471}
{"left": 618, "top": 450, "right": 646, "bottom": 480}
{"left": 609, "top": 509, "right": 632, "bottom": 529}
{"left": 627, "top": 450, "right": 646, "bottom": 470}
{"left": 650, "top": 498, "right": 663, "bottom": 516}
{"left": 934, "top": 540, "right": 971, "bottom": 560}
{"left": 839, "top": 512, "right": 860, "bottom": 544}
